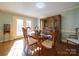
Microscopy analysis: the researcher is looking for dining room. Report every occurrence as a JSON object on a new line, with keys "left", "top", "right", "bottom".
{"left": 0, "top": 2, "right": 79, "bottom": 56}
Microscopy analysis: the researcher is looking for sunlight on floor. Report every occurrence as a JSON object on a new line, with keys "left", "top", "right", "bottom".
{"left": 7, "top": 39, "right": 24, "bottom": 56}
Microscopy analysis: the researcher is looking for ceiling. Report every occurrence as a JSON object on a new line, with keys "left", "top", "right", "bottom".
{"left": 0, "top": 2, "right": 79, "bottom": 18}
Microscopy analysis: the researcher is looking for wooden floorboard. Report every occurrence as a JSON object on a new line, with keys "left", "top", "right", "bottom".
{"left": 0, "top": 38, "right": 79, "bottom": 56}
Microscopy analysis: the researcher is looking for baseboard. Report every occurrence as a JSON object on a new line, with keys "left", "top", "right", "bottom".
{"left": 0, "top": 37, "right": 23, "bottom": 43}
{"left": 61, "top": 39, "right": 76, "bottom": 45}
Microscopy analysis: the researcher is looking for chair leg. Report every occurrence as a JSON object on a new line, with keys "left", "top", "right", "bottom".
{"left": 23, "top": 45, "right": 29, "bottom": 56}
{"left": 41, "top": 46, "right": 44, "bottom": 55}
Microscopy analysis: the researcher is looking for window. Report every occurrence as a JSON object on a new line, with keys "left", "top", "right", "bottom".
{"left": 17, "top": 19, "right": 23, "bottom": 36}
{"left": 26, "top": 20, "right": 31, "bottom": 27}
{"left": 26, "top": 20, "right": 32, "bottom": 35}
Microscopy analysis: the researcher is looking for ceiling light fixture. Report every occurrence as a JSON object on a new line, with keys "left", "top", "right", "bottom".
{"left": 36, "top": 2, "right": 45, "bottom": 8}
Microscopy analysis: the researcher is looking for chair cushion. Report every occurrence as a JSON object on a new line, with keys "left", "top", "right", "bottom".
{"left": 28, "top": 37, "right": 38, "bottom": 45}
{"left": 42, "top": 40, "right": 54, "bottom": 48}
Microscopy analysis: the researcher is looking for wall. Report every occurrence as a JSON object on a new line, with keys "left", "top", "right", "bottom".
{"left": 61, "top": 7, "right": 79, "bottom": 40}
{"left": 26, "top": 17, "right": 38, "bottom": 30}
{"left": 0, "top": 12, "right": 38, "bottom": 42}
{"left": 0, "top": 13, "right": 13, "bottom": 42}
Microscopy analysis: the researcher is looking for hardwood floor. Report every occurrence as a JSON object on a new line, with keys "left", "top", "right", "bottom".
{"left": 0, "top": 38, "right": 79, "bottom": 56}
{"left": 0, "top": 39, "right": 23, "bottom": 56}
{"left": 0, "top": 40, "right": 15, "bottom": 56}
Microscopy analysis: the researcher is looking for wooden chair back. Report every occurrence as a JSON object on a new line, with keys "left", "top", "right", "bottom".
{"left": 22, "top": 27, "right": 29, "bottom": 45}
{"left": 51, "top": 31, "right": 57, "bottom": 47}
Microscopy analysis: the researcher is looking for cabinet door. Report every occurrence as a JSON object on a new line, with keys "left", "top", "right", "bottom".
{"left": 4, "top": 24, "right": 10, "bottom": 34}
{"left": 48, "top": 17, "right": 54, "bottom": 29}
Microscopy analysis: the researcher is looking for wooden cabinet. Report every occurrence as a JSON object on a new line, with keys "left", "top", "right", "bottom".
{"left": 40, "top": 17, "right": 54, "bottom": 30}
{"left": 4, "top": 24, "right": 10, "bottom": 34}
{"left": 54, "top": 15, "right": 61, "bottom": 42}
{"left": 40, "top": 15, "right": 61, "bottom": 42}
{"left": 3, "top": 24, "right": 10, "bottom": 41}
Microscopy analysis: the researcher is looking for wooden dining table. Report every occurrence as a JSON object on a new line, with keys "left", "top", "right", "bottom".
{"left": 28, "top": 32, "right": 52, "bottom": 55}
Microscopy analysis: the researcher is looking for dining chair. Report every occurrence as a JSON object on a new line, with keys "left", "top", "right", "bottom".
{"left": 41, "top": 31, "right": 57, "bottom": 55}
{"left": 22, "top": 27, "right": 38, "bottom": 55}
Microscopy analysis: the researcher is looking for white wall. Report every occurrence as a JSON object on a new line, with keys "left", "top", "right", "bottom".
{"left": 26, "top": 17, "right": 38, "bottom": 30}
{"left": 0, "top": 13, "right": 13, "bottom": 42}
{"left": 61, "top": 7, "right": 79, "bottom": 40}
{"left": 0, "top": 12, "right": 39, "bottom": 42}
